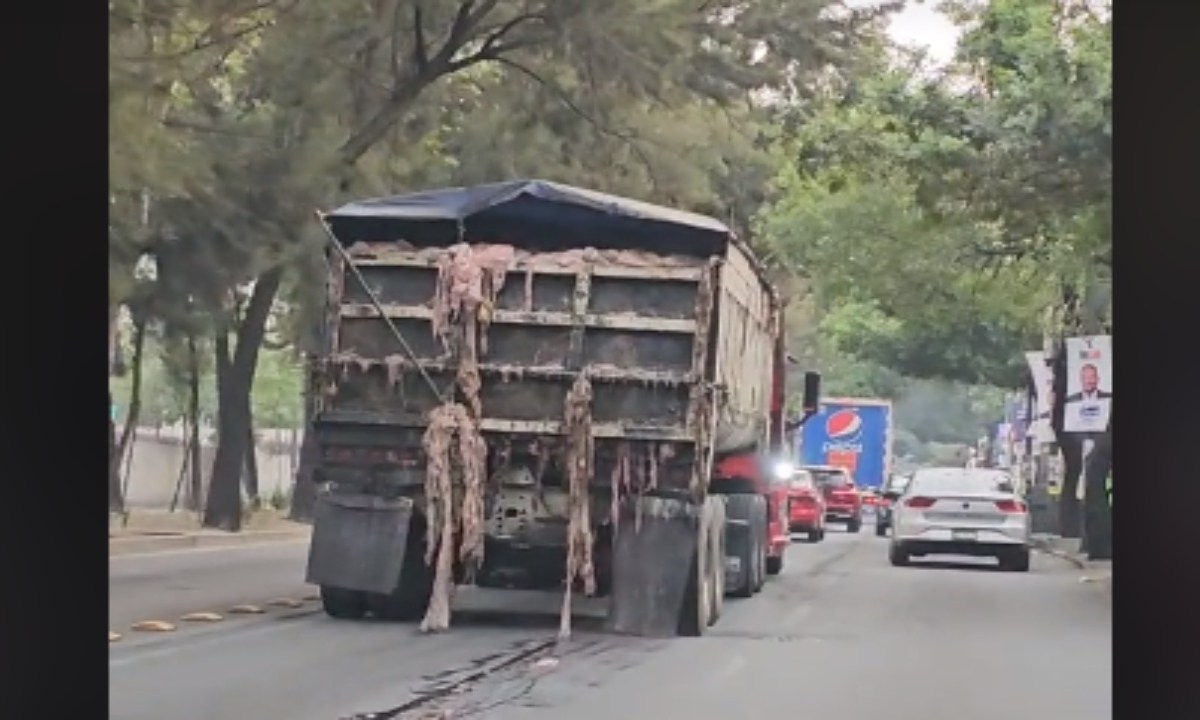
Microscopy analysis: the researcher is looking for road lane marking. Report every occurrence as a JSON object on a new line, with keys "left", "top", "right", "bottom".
{"left": 180, "top": 612, "right": 224, "bottom": 622}
{"left": 229, "top": 604, "right": 265, "bottom": 614}
{"left": 131, "top": 620, "right": 177, "bottom": 632}
{"left": 268, "top": 598, "right": 304, "bottom": 608}
{"left": 109, "top": 612, "right": 319, "bottom": 669}
{"left": 108, "top": 537, "right": 310, "bottom": 562}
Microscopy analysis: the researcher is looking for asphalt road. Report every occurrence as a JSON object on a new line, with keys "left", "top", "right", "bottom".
{"left": 109, "top": 540, "right": 315, "bottom": 629}
{"left": 110, "top": 527, "right": 1111, "bottom": 720}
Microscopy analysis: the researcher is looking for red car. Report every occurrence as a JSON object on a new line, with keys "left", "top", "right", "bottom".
{"left": 804, "top": 465, "right": 863, "bottom": 533}
{"left": 786, "top": 469, "right": 827, "bottom": 542}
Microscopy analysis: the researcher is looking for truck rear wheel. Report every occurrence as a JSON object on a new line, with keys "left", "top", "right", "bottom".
{"left": 707, "top": 498, "right": 726, "bottom": 626}
{"left": 678, "top": 496, "right": 719, "bottom": 637}
{"left": 366, "top": 519, "right": 434, "bottom": 621}
{"left": 722, "top": 494, "right": 767, "bottom": 598}
{"left": 320, "top": 585, "right": 368, "bottom": 620}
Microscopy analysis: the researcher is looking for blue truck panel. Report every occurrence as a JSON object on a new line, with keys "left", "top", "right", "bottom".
{"left": 798, "top": 399, "right": 893, "bottom": 489}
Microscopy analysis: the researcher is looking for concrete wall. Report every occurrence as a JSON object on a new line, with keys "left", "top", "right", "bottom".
{"left": 116, "top": 425, "right": 303, "bottom": 510}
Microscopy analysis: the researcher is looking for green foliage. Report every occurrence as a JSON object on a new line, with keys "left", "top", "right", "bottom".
{"left": 758, "top": 0, "right": 1109, "bottom": 389}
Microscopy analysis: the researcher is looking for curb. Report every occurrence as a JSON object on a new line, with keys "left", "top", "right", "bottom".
{"left": 109, "top": 528, "right": 311, "bottom": 557}
{"left": 1030, "top": 539, "right": 1087, "bottom": 570}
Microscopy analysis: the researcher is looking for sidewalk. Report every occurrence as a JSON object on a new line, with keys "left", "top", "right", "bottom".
{"left": 1030, "top": 534, "right": 1112, "bottom": 594}
{"left": 109, "top": 508, "right": 311, "bottom": 556}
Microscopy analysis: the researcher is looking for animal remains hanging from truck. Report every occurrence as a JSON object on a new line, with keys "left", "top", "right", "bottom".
{"left": 304, "top": 181, "right": 816, "bottom": 640}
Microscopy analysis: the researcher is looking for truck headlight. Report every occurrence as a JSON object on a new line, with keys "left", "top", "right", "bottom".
{"left": 772, "top": 460, "right": 795, "bottom": 481}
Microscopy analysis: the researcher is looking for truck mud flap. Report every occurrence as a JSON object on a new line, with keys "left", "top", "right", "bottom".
{"left": 306, "top": 492, "right": 414, "bottom": 595}
{"left": 608, "top": 495, "right": 701, "bottom": 637}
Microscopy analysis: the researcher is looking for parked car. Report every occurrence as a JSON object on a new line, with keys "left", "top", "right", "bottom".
{"left": 803, "top": 465, "right": 862, "bottom": 533}
{"left": 786, "top": 469, "right": 827, "bottom": 542}
{"left": 889, "top": 467, "right": 1031, "bottom": 571}
{"left": 875, "top": 473, "right": 911, "bottom": 536}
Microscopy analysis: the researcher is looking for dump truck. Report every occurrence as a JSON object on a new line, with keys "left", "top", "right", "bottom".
{"left": 301, "top": 180, "right": 820, "bottom": 637}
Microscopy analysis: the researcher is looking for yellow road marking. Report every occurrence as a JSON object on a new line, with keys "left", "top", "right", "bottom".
{"left": 180, "top": 611, "right": 224, "bottom": 622}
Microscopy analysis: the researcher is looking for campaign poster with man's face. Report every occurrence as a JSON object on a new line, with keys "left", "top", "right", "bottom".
{"left": 1064, "top": 335, "right": 1112, "bottom": 433}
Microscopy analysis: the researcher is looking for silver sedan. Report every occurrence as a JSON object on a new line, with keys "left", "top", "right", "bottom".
{"left": 888, "top": 467, "right": 1031, "bottom": 571}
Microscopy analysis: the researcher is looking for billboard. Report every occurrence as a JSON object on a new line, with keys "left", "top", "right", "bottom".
{"left": 1064, "top": 335, "right": 1112, "bottom": 433}
{"left": 798, "top": 399, "right": 892, "bottom": 489}
{"left": 1024, "top": 350, "right": 1056, "bottom": 443}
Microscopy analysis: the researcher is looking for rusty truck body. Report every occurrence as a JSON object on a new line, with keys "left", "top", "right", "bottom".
{"left": 302, "top": 180, "right": 818, "bottom": 637}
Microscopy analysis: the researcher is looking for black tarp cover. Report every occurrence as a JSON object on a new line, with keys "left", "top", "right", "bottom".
{"left": 323, "top": 179, "right": 733, "bottom": 256}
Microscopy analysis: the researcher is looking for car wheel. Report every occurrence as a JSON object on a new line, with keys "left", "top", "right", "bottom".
{"left": 888, "top": 542, "right": 909, "bottom": 567}
{"left": 847, "top": 516, "right": 861, "bottom": 533}
{"left": 875, "top": 523, "right": 887, "bottom": 537}
{"left": 1000, "top": 548, "right": 1031, "bottom": 572}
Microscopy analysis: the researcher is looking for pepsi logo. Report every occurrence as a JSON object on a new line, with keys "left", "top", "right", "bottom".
{"left": 826, "top": 409, "right": 863, "bottom": 441}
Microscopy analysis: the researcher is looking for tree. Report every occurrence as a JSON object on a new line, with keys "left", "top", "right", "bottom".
{"left": 111, "top": 0, "right": 903, "bottom": 528}
{"left": 757, "top": 0, "right": 1109, "bottom": 389}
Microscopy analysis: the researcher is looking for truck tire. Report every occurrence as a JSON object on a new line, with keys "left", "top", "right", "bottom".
{"left": 366, "top": 547, "right": 434, "bottom": 621}
{"left": 722, "top": 494, "right": 766, "bottom": 598}
{"left": 320, "top": 585, "right": 368, "bottom": 620}
{"left": 707, "top": 498, "right": 726, "bottom": 626}
{"left": 677, "top": 496, "right": 717, "bottom": 637}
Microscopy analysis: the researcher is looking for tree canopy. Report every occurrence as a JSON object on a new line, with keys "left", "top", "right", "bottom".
{"left": 108, "top": 0, "right": 1111, "bottom": 518}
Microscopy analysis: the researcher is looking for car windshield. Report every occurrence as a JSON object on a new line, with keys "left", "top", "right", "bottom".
{"left": 790, "top": 472, "right": 815, "bottom": 489}
{"left": 809, "top": 468, "right": 852, "bottom": 487}
{"left": 909, "top": 469, "right": 1014, "bottom": 495}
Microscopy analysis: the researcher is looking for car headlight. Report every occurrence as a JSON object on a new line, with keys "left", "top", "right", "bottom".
{"left": 772, "top": 460, "right": 795, "bottom": 481}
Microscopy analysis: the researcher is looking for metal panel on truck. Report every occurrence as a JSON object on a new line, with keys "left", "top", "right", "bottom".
{"left": 711, "top": 242, "right": 778, "bottom": 456}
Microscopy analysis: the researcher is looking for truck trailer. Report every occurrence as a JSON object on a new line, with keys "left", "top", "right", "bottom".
{"left": 301, "top": 180, "right": 819, "bottom": 638}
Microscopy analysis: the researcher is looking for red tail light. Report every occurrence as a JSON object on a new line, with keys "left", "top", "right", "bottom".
{"left": 994, "top": 499, "right": 1027, "bottom": 513}
{"left": 904, "top": 496, "right": 936, "bottom": 509}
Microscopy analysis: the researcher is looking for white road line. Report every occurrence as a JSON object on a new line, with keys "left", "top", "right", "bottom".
{"left": 109, "top": 538, "right": 309, "bottom": 562}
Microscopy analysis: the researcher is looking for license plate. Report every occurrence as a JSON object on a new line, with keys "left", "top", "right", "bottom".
{"left": 951, "top": 529, "right": 978, "bottom": 541}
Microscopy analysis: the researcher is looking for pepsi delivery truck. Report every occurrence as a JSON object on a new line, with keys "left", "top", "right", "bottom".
{"left": 798, "top": 397, "right": 894, "bottom": 491}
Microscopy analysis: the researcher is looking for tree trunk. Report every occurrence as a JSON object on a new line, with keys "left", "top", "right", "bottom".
{"left": 187, "top": 331, "right": 203, "bottom": 511}
{"left": 1082, "top": 431, "right": 1112, "bottom": 560}
{"left": 109, "top": 390, "right": 124, "bottom": 512}
{"left": 1057, "top": 434, "right": 1083, "bottom": 538}
{"left": 243, "top": 420, "right": 260, "bottom": 505}
{"left": 288, "top": 372, "right": 318, "bottom": 523}
{"left": 204, "top": 267, "right": 283, "bottom": 530}
{"left": 115, "top": 313, "right": 149, "bottom": 505}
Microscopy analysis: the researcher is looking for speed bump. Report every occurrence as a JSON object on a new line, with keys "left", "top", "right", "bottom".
{"left": 229, "top": 604, "right": 264, "bottom": 614}
{"left": 131, "top": 620, "right": 177, "bottom": 632}
{"left": 181, "top": 611, "right": 224, "bottom": 622}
